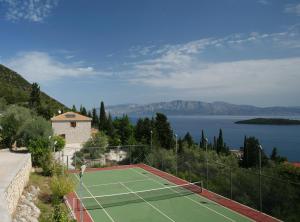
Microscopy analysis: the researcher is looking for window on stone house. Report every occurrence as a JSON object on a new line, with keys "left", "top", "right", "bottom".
{"left": 70, "top": 121, "right": 76, "bottom": 128}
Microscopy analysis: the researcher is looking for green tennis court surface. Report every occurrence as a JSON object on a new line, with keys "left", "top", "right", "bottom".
{"left": 69, "top": 166, "right": 253, "bottom": 222}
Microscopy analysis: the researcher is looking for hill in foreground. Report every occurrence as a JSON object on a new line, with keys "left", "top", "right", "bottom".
{"left": 0, "top": 64, "right": 68, "bottom": 114}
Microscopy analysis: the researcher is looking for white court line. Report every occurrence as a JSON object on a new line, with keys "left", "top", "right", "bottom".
{"left": 119, "top": 182, "right": 176, "bottom": 222}
{"left": 133, "top": 166, "right": 256, "bottom": 222}
{"left": 75, "top": 175, "right": 116, "bottom": 222}
{"left": 86, "top": 178, "right": 151, "bottom": 188}
{"left": 130, "top": 168, "right": 237, "bottom": 222}
{"left": 80, "top": 181, "right": 200, "bottom": 199}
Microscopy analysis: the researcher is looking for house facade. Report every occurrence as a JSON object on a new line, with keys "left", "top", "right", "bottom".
{"left": 51, "top": 111, "right": 92, "bottom": 144}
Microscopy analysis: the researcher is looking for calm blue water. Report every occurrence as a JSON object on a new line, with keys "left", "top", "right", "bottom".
{"left": 130, "top": 116, "right": 300, "bottom": 162}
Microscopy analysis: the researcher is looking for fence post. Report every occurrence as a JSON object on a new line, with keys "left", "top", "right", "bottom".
{"left": 230, "top": 166, "right": 232, "bottom": 199}
{"left": 259, "top": 147, "right": 262, "bottom": 212}
{"left": 74, "top": 151, "right": 77, "bottom": 169}
{"left": 205, "top": 139, "right": 208, "bottom": 189}
{"left": 129, "top": 146, "right": 132, "bottom": 165}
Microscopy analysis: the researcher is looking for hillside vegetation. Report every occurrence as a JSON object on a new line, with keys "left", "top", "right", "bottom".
{"left": 0, "top": 64, "right": 68, "bottom": 115}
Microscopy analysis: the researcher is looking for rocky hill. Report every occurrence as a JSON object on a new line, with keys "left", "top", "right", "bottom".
{"left": 0, "top": 64, "right": 68, "bottom": 113}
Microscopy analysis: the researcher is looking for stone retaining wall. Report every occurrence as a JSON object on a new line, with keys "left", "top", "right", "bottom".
{"left": 0, "top": 150, "right": 32, "bottom": 221}
{"left": 4, "top": 154, "right": 32, "bottom": 215}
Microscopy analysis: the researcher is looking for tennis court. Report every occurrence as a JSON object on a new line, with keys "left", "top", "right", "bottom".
{"left": 66, "top": 164, "right": 275, "bottom": 222}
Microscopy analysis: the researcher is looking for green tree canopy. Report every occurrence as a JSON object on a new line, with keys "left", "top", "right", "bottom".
{"left": 71, "top": 105, "right": 77, "bottom": 112}
{"left": 199, "top": 130, "right": 206, "bottom": 148}
{"left": 183, "top": 132, "right": 194, "bottom": 147}
{"left": 135, "top": 117, "right": 152, "bottom": 144}
{"left": 154, "top": 113, "right": 174, "bottom": 149}
{"left": 92, "top": 108, "right": 99, "bottom": 128}
{"left": 79, "top": 105, "right": 87, "bottom": 116}
{"left": 0, "top": 105, "right": 33, "bottom": 147}
{"left": 241, "top": 136, "right": 267, "bottom": 168}
{"left": 113, "top": 115, "right": 134, "bottom": 145}
{"left": 17, "top": 116, "right": 53, "bottom": 146}
{"left": 99, "top": 101, "right": 107, "bottom": 131}
{"left": 29, "top": 82, "right": 41, "bottom": 109}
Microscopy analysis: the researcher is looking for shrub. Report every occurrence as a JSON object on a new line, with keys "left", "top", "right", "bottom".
{"left": 40, "top": 151, "right": 55, "bottom": 176}
{"left": 52, "top": 161, "right": 67, "bottom": 176}
{"left": 50, "top": 176, "right": 75, "bottom": 200}
{"left": 0, "top": 97, "right": 7, "bottom": 112}
{"left": 72, "top": 151, "right": 84, "bottom": 169}
{"left": 52, "top": 135, "right": 65, "bottom": 152}
{"left": 81, "top": 131, "right": 108, "bottom": 159}
{"left": 28, "top": 137, "right": 51, "bottom": 167}
{"left": 0, "top": 105, "right": 33, "bottom": 147}
{"left": 18, "top": 116, "right": 53, "bottom": 146}
{"left": 51, "top": 204, "right": 69, "bottom": 222}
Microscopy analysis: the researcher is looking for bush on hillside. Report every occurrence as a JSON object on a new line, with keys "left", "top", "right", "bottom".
{"left": 0, "top": 97, "right": 7, "bottom": 112}
{"left": 81, "top": 131, "right": 108, "bottom": 159}
{"left": 40, "top": 151, "right": 55, "bottom": 176}
{"left": 50, "top": 176, "right": 75, "bottom": 200}
{"left": 52, "top": 135, "right": 65, "bottom": 152}
{"left": 28, "top": 137, "right": 51, "bottom": 166}
{"left": 51, "top": 204, "right": 70, "bottom": 222}
{"left": 52, "top": 161, "right": 67, "bottom": 176}
{"left": 18, "top": 116, "right": 53, "bottom": 147}
{"left": 0, "top": 105, "right": 33, "bottom": 147}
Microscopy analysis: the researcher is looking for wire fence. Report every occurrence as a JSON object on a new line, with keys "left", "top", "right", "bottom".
{"left": 62, "top": 145, "right": 300, "bottom": 221}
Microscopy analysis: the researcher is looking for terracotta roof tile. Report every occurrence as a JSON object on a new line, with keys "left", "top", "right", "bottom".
{"left": 291, "top": 162, "right": 300, "bottom": 168}
{"left": 51, "top": 111, "right": 92, "bottom": 122}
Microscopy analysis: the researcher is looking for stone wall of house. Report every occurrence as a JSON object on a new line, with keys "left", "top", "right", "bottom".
{"left": 3, "top": 154, "right": 32, "bottom": 217}
{"left": 52, "top": 121, "right": 91, "bottom": 144}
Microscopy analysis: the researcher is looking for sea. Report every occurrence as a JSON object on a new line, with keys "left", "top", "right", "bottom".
{"left": 130, "top": 115, "right": 300, "bottom": 162}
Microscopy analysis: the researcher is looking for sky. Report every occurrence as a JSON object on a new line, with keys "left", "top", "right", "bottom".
{"left": 0, "top": 0, "right": 300, "bottom": 109}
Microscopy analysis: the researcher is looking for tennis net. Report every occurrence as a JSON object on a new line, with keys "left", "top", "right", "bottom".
{"left": 73, "top": 181, "right": 203, "bottom": 210}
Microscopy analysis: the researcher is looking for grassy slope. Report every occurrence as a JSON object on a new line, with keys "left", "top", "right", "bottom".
{"left": 29, "top": 172, "right": 72, "bottom": 222}
{"left": 0, "top": 64, "right": 68, "bottom": 112}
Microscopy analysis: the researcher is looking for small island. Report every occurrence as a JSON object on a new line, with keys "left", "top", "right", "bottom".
{"left": 235, "top": 118, "right": 300, "bottom": 125}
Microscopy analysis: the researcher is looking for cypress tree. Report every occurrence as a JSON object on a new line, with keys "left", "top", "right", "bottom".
{"left": 200, "top": 130, "right": 206, "bottom": 148}
{"left": 29, "top": 82, "right": 41, "bottom": 109}
{"left": 154, "top": 113, "right": 173, "bottom": 149}
{"left": 87, "top": 111, "right": 92, "bottom": 118}
{"left": 99, "top": 101, "right": 107, "bottom": 131}
{"left": 183, "top": 132, "right": 194, "bottom": 147}
{"left": 213, "top": 136, "right": 217, "bottom": 150}
{"left": 216, "top": 129, "right": 223, "bottom": 153}
{"left": 243, "top": 136, "right": 248, "bottom": 167}
{"left": 71, "top": 105, "right": 77, "bottom": 112}
{"left": 92, "top": 108, "right": 99, "bottom": 127}
{"left": 80, "top": 106, "right": 87, "bottom": 116}
{"left": 241, "top": 137, "right": 267, "bottom": 168}
{"left": 106, "top": 113, "right": 115, "bottom": 137}
{"left": 270, "top": 147, "right": 278, "bottom": 161}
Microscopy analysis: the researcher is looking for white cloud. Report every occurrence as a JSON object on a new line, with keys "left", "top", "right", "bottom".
{"left": 118, "top": 27, "right": 300, "bottom": 101}
{"left": 130, "top": 57, "right": 300, "bottom": 97}
{"left": 0, "top": 0, "right": 59, "bottom": 22}
{"left": 285, "top": 3, "right": 300, "bottom": 16}
{"left": 4, "top": 51, "right": 102, "bottom": 82}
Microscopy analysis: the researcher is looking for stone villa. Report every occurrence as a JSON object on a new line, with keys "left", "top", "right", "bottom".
{"left": 51, "top": 111, "right": 92, "bottom": 144}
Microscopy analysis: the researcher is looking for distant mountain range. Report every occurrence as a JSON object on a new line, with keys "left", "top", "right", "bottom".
{"left": 106, "top": 100, "right": 300, "bottom": 116}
